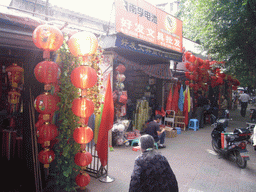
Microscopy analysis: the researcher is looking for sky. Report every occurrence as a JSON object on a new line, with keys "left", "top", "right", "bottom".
{"left": 1, "top": 0, "right": 168, "bottom": 21}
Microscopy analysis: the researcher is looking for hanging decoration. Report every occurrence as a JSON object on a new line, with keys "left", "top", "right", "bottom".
{"left": 68, "top": 31, "right": 100, "bottom": 189}
{"left": 113, "top": 64, "right": 127, "bottom": 119}
{"left": 32, "top": 24, "right": 63, "bottom": 169}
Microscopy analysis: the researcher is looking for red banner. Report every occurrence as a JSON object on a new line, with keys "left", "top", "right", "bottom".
{"left": 115, "top": 0, "right": 183, "bottom": 53}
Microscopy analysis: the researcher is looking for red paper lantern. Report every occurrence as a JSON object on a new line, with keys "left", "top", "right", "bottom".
{"left": 37, "top": 123, "right": 58, "bottom": 146}
{"left": 32, "top": 24, "right": 63, "bottom": 58}
{"left": 6, "top": 63, "right": 24, "bottom": 88}
{"left": 185, "top": 80, "right": 190, "bottom": 85}
{"left": 73, "top": 126, "right": 93, "bottom": 144}
{"left": 34, "top": 92, "right": 58, "bottom": 114}
{"left": 68, "top": 31, "right": 98, "bottom": 58}
{"left": 74, "top": 151, "right": 92, "bottom": 167}
{"left": 34, "top": 61, "right": 61, "bottom": 90}
{"left": 38, "top": 148, "right": 55, "bottom": 168}
{"left": 75, "top": 173, "right": 91, "bottom": 188}
{"left": 70, "top": 66, "right": 97, "bottom": 89}
{"left": 115, "top": 64, "right": 126, "bottom": 73}
{"left": 72, "top": 97, "right": 94, "bottom": 118}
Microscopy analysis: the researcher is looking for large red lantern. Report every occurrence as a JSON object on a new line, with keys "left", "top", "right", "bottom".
{"left": 6, "top": 63, "right": 24, "bottom": 88}
{"left": 32, "top": 24, "right": 64, "bottom": 58}
{"left": 74, "top": 151, "right": 92, "bottom": 167}
{"left": 75, "top": 173, "right": 91, "bottom": 188}
{"left": 68, "top": 31, "right": 98, "bottom": 59}
{"left": 71, "top": 97, "right": 94, "bottom": 118}
{"left": 71, "top": 66, "right": 97, "bottom": 89}
{"left": 34, "top": 60, "right": 61, "bottom": 90}
{"left": 38, "top": 148, "right": 55, "bottom": 168}
{"left": 37, "top": 122, "right": 58, "bottom": 146}
{"left": 34, "top": 92, "right": 58, "bottom": 114}
{"left": 73, "top": 126, "right": 93, "bottom": 144}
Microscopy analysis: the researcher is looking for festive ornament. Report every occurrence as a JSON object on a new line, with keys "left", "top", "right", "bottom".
{"left": 6, "top": 63, "right": 24, "bottom": 88}
{"left": 73, "top": 126, "right": 94, "bottom": 144}
{"left": 36, "top": 122, "right": 58, "bottom": 146}
{"left": 38, "top": 148, "right": 55, "bottom": 168}
{"left": 68, "top": 31, "right": 98, "bottom": 59}
{"left": 32, "top": 24, "right": 64, "bottom": 58}
{"left": 115, "top": 64, "right": 126, "bottom": 73}
{"left": 185, "top": 81, "right": 190, "bottom": 85}
{"left": 74, "top": 151, "right": 92, "bottom": 167}
{"left": 34, "top": 92, "right": 58, "bottom": 114}
{"left": 71, "top": 97, "right": 94, "bottom": 118}
{"left": 71, "top": 66, "right": 97, "bottom": 89}
{"left": 75, "top": 173, "right": 91, "bottom": 188}
{"left": 34, "top": 60, "right": 61, "bottom": 90}
{"left": 116, "top": 74, "right": 126, "bottom": 82}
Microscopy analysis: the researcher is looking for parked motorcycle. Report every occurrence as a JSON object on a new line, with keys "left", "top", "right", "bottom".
{"left": 211, "top": 119, "right": 251, "bottom": 168}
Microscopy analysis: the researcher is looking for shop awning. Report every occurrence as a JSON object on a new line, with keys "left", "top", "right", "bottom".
{"left": 113, "top": 51, "right": 174, "bottom": 80}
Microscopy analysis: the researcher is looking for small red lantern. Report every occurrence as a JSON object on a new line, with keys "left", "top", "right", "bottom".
{"left": 32, "top": 24, "right": 64, "bottom": 58}
{"left": 37, "top": 122, "right": 58, "bottom": 146}
{"left": 68, "top": 31, "right": 98, "bottom": 59}
{"left": 6, "top": 63, "right": 24, "bottom": 88}
{"left": 74, "top": 151, "right": 92, "bottom": 167}
{"left": 116, "top": 74, "right": 126, "bottom": 82}
{"left": 71, "top": 97, "right": 94, "bottom": 118}
{"left": 115, "top": 64, "right": 126, "bottom": 74}
{"left": 38, "top": 148, "right": 55, "bottom": 168}
{"left": 73, "top": 126, "right": 93, "bottom": 144}
{"left": 34, "top": 61, "right": 61, "bottom": 90}
{"left": 75, "top": 173, "right": 91, "bottom": 188}
{"left": 70, "top": 66, "right": 97, "bottom": 89}
{"left": 34, "top": 92, "right": 58, "bottom": 114}
{"left": 185, "top": 80, "right": 190, "bottom": 85}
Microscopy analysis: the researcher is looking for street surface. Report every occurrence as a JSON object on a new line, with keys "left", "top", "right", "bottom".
{"left": 83, "top": 105, "right": 256, "bottom": 192}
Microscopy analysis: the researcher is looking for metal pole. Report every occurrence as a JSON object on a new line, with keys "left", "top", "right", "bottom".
{"left": 99, "top": 130, "right": 115, "bottom": 183}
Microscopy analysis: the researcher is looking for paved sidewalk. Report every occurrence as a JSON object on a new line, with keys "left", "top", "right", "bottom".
{"left": 82, "top": 106, "right": 256, "bottom": 192}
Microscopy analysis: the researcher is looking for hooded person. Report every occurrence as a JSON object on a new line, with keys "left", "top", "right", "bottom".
{"left": 129, "top": 134, "right": 178, "bottom": 192}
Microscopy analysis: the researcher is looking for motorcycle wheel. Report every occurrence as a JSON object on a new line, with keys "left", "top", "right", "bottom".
{"left": 212, "top": 139, "right": 220, "bottom": 153}
{"left": 235, "top": 151, "right": 247, "bottom": 169}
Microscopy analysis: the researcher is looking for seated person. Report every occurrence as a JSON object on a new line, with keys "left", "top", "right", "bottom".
{"left": 145, "top": 114, "right": 166, "bottom": 148}
{"left": 129, "top": 134, "right": 178, "bottom": 192}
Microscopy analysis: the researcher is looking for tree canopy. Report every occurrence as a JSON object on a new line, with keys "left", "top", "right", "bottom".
{"left": 176, "top": 0, "right": 256, "bottom": 88}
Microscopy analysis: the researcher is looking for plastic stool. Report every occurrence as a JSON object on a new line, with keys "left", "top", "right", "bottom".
{"left": 188, "top": 119, "right": 199, "bottom": 131}
{"left": 131, "top": 138, "right": 158, "bottom": 149}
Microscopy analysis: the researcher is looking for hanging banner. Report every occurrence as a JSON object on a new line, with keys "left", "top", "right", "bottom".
{"left": 115, "top": 0, "right": 183, "bottom": 53}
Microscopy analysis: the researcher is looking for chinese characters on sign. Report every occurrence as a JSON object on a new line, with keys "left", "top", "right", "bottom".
{"left": 115, "top": 0, "right": 183, "bottom": 53}
{"left": 115, "top": 35, "right": 182, "bottom": 61}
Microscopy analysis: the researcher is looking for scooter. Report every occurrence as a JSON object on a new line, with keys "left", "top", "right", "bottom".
{"left": 211, "top": 119, "right": 251, "bottom": 168}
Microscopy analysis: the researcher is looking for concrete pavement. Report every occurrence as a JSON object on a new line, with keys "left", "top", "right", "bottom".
{"left": 82, "top": 106, "right": 256, "bottom": 192}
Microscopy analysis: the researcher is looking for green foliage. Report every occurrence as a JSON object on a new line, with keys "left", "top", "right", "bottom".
{"left": 51, "top": 38, "right": 81, "bottom": 192}
{"left": 176, "top": 0, "right": 256, "bottom": 88}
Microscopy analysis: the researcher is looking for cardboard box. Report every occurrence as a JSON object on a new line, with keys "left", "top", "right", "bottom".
{"left": 165, "top": 127, "right": 177, "bottom": 138}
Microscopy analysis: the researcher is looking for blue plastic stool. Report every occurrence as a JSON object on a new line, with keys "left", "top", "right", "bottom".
{"left": 188, "top": 119, "right": 199, "bottom": 131}
{"left": 131, "top": 138, "right": 158, "bottom": 149}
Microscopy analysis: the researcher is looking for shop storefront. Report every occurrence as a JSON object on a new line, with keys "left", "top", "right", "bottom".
{"left": 101, "top": 0, "right": 183, "bottom": 133}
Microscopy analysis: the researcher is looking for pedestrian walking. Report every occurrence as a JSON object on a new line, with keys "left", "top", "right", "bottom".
{"left": 239, "top": 90, "right": 250, "bottom": 117}
{"left": 129, "top": 134, "right": 178, "bottom": 192}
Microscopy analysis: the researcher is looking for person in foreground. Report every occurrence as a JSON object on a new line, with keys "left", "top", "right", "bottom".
{"left": 145, "top": 114, "right": 166, "bottom": 148}
{"left": 129, "top": 134, "right": 179, "bottom": 192}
